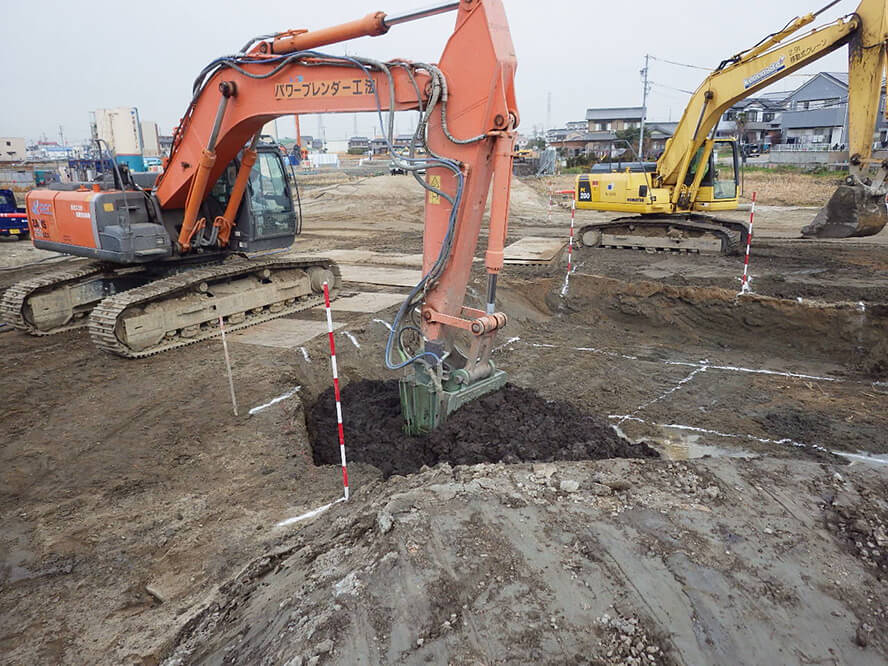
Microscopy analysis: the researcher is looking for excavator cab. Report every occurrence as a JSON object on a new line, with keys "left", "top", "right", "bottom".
{"left": 687, "top": 139, "right": 740, "bottom": 213}
{"left": 205, "top": 144, "right": 300, "bottom": 253}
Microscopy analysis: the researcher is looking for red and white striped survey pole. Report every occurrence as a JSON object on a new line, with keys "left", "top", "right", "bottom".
{"left": 323, "top": 282, "right": 349, "bottom": 500}
{"left": 567, "top": 198, "right": 576, "bottom": 272}
{"left": 740, "top": 192, "right": 757, "bottom": 295}
{"left": 560, "top": 198, "right": 576, "bottom": 297}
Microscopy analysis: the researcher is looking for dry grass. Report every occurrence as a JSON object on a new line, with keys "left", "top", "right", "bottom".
{"left": 740, "top": 170, "right": 841, "bottom": 207}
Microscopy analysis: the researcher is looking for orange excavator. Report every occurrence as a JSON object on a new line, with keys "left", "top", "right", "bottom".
{"left": 0, "top": 0, "right": 518, "bottom": 433}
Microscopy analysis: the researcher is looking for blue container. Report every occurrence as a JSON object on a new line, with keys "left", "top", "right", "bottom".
{"left": 116, "top": 154, "right": 146, "bottom": 172}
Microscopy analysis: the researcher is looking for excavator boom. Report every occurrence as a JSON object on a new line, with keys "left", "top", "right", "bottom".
{"left": 574, "top": 0, "right": 888, "bottom": 248}
{"left": 4, "top": 1, "right": 519, "bottom": 434}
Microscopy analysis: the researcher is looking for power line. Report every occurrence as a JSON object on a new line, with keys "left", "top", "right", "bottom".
{"left": 649, "top": 55, "right": 712, "bottom": 72}
{"left": 650, "top": 81, "right": 696, "bottom": 96}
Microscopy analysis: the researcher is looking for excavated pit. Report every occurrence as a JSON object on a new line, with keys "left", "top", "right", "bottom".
{"left": 306, "top": 380, "right": 658, "bottom": 478}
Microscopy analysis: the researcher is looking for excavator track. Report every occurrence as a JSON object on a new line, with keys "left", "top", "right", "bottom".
{"left": 576, "top": 216, "right": 748, "bottom": 256}
{"left": 88, "top": 256, "right": 341, "bottom": 358}
{"left": 0, "top": 261, "right": 117, "bottom": 336}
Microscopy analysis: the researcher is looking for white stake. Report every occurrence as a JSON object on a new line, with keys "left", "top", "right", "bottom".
{"left": 740, "top": 192, "right": 757, "bottom": 295}
{"left": 219, "top": 315, "right": 238, "bottom": 416}
{"left": 560, "top": 198, "right": 576, "bottom": 297}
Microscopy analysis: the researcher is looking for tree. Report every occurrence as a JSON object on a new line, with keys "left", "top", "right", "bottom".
{"left": 614, "top": 128, "right": 638, "bottom": 152}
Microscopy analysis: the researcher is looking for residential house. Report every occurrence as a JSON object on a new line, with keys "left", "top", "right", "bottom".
{"left": 586, "top": 107, "right": 644, "bottom": 132}
{"left": 779, "top": 72, "right": 887, "bottom": 148}
{"left": 547, "top": 130, "right": 616, "bottom": 158}
{"left": 717, "top": 98, "right": 784, "bottom": 148}
{"left": 644, "top": 122, "right": 678, "bottom": 156}
{"left": 347, "top": 136, "right": 370, "bottom": 153}
{"left": 393, "top": 134, "right": 415, "bottom": 150}
{"left": 781, "top": 72, "right": 850, "bottom": 147}
{"left": 545, "top": 127, "right": 569, "bottom": 144}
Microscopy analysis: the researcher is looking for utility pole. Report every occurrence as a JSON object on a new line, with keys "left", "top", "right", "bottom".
{"left": 546, "top": 91, "right": 552, "bottom": 132}
{"left": 639, "top": 54, "right": 650, "bottom": 161}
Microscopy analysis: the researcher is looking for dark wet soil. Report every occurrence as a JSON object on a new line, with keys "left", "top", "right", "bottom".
{"left": 306, "top": 380, "right": 658, "bottom": 477}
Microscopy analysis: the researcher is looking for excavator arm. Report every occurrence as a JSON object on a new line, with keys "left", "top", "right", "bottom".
{"left": 155, "top": 0, "right": 518, "bottom": 433}
{"left": 656, "top": 0, "right": 888, "bottom": 238}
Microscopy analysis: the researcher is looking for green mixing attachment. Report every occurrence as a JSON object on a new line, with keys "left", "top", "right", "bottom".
{"left": 399, "top": 361, "right": 507, "bottom": 436}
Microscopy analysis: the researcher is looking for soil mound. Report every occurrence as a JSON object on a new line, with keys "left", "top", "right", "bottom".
{"left": 306, "top": 381, "right": 657, "bottom": 477}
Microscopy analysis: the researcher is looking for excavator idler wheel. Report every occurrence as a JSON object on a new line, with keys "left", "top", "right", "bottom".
{"left": 579, "top": 228, "right": 602, "bottom": 248}
{"left": 802, "top": 184, "right": 888, "bottom": 239}
{"left": 308, "top": 266, "right": 336, "bottom": 292}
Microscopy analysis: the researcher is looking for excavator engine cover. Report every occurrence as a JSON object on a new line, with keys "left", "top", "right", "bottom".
{"left": 802, "top": 184, "right": 888, "bottom": 239}
{"left": 399, "top": 364, "right": 507, "bottom": 436}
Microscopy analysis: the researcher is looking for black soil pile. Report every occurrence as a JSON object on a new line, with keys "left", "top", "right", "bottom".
{"left": 306, "top": 380, "right": 657, "bottom": 478}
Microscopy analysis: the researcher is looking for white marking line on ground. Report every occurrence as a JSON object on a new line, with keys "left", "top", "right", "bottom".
{"left": 529, "top": 342, "right": 642, "bottom": 362}
{"left": 609, "top": 414, "right": 826, "bottom": 452}
{"left": 342, "top": 331, "right": 361, "bottom": 349}
{"left": 299, "top": 347, "right": 311, "bottom": 363}
{"left": 664, "top": 360, "right": 837, "bottom": 382}
{"left": 573, "top": 345, "right": 639, "bottom": 361}
{"left": 837, "top": 452, "right": 888, "bottom": 466}
{"left": 248, "top": 386, "right": 302, "bottom": 416}
{"left": 618, "top": 367, "right": 707, "bottom": 424}
{"left": 492, "top": 336, "right": 522, "bottom": 354}
{"left": 277, "top": 497, "right": 347, "bottom": 527}
{"left": 610, "top": 415, "right": 886, "bottom": 465}
{"left": 373, "top": 318, "right": 393, "bottom": 331}
{"left": 520, "top": 340, "right": 842, "bottom": 383}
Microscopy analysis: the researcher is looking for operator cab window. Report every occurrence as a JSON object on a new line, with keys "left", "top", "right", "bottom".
{"left": 684, "top": 141, "right": 738, "bottom": 200}
{"left": 249, "top": 151, "right": 295, "bottom": 239}
{"left": 711, "top": 141, "right": 738, "bottom": 200}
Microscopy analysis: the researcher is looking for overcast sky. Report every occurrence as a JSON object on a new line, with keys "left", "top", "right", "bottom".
{"left": 1, "top": 0, "right": 851, "bottom": 144}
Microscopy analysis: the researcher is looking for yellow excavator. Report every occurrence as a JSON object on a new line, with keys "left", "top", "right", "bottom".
{"left": 574, "top": 0, "right": 888, "bottom": 254}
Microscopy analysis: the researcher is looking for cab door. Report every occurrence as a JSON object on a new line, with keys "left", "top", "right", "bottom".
{"left": 247, "top": 149, "right": 298, "bottom": 243}
{"left": 693, "top": 140, "right": 740, "bottom": 211}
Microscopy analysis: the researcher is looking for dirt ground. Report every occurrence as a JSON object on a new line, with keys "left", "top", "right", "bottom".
{"left": 1, "top": 174, "right": 887, "bottom": 665}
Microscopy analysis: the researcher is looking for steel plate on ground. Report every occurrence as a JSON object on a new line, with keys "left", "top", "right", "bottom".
{"left": 229, "top": 318, "right": 343, "bottom": 349}
{"left": 503, "top": 237, "right": 567, "bottom": 265}
{"left": 312, "top": 291, "right": 405, "bottom": 313}
{"left": 337, "top": 265, "right": 422, "bottom": 287}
